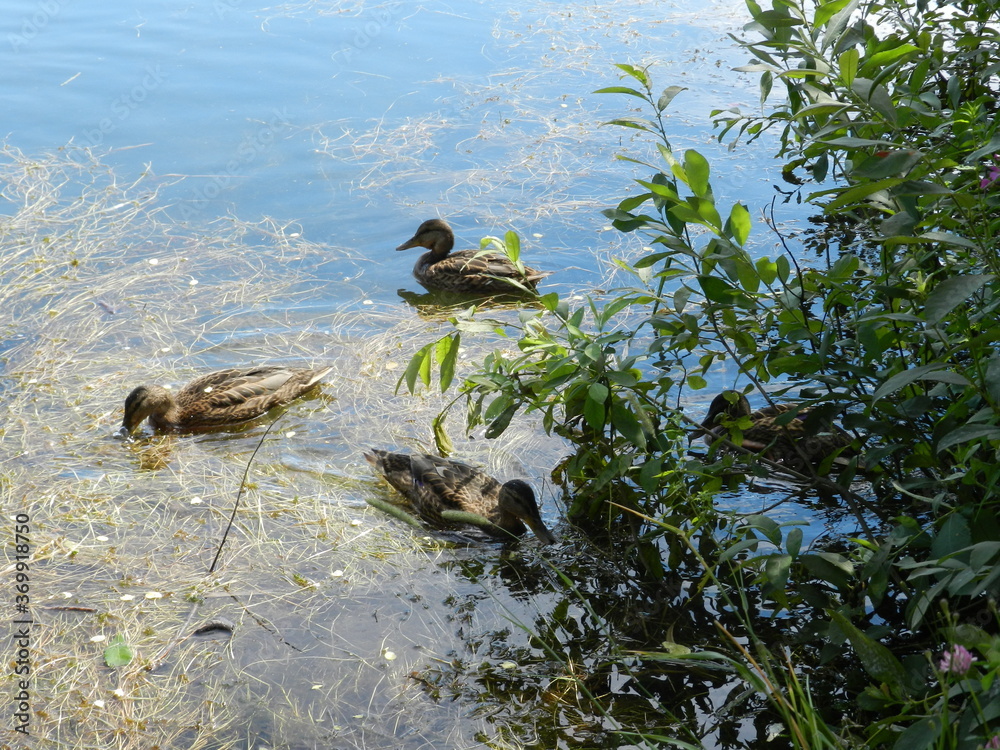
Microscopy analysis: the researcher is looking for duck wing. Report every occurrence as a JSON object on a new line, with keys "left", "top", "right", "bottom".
{"left": 407, "top": 454, "right": 499, "bottom": 514}
{"left": 422, "top": 250, "right": 545, "bottom": 291}
{"left": 179, "top": 366, "right": 329, "bottom": 424}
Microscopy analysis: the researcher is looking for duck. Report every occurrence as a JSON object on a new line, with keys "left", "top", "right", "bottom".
{"left": 395, "top": 218, "right": 549, "bottom": 294}
{"left": 363, "top": 449, "right": 557, "bottom": 544}
{"left": 119, "top": 365, "right": 333, "bottom": 436}
{"left": 696, "top": 390, "right": 854, "bottom": 470}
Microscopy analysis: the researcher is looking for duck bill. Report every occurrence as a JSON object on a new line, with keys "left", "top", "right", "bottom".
{"left": 526, "top": 519, "right": 557, "bottom": 545}
{"left": 396, "top": 237, "right": 421, "bottom": 251}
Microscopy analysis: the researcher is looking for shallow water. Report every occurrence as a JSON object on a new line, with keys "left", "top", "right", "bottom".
{"left": 0, "top": 1, "right": 860, "bottom": 748}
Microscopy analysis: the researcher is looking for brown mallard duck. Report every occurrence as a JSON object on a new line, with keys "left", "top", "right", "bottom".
{"left": 119, "top": 365, "right": 333, "bottom": 435}
{"left": 363, "top": 449, "right": 557, "bottom": 544}
{"left": 395, "top": 218, "right": 549, "bottom": 294}
{"left": 697, "top": 390, "right": 854, "bottom": 469}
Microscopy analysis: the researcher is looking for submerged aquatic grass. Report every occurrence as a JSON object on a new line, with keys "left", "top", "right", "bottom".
{"left": 0, "top": 144, "right": 574, "bottom": 749}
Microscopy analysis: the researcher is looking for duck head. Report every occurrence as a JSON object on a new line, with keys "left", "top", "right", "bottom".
{"left": 396, "top": 219, "right": 455, "bottom": 257}
{"left": 498, "top": 479, "right": 557, "bottom": 545}
{"left": 703, "top": 390, "right": 752, "bottom": 426}
{"left": 120, "top": 385, "right": 174, "bottom": 435}
{"left": 688, "top": 390, "right": 752, "bottom": 443}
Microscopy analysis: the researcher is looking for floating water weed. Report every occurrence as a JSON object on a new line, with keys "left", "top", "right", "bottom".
{"left": 1, "top": 143, "right": 567, "bottom": 749}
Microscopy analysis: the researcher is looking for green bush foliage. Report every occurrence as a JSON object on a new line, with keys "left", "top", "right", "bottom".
{"left": 404, "top": 0, "right": 1000, "bottom": 745}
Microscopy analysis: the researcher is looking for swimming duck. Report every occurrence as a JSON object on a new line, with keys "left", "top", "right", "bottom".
{"left": 697, "top": 390, "right": 853, "bottom": 470}
{"left": 395, "top": 219, "right": 549, "bottom": 294}
{"left": 120, "top": 365, "right": 333, "bottom": 435}
{"left": 363, "top": 449, "right": 557, "bottom": 543}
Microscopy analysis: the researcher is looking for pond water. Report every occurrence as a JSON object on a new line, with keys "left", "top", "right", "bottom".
{"left": 4, "top": 0, "right": 777, "bottom": 294}
{"left": 0, "top": 1, "right": 850, "bottom": 748}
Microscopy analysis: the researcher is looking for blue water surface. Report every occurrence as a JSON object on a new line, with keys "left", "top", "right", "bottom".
{"left": 3, "top": 0, "right": 774, "bottom": 297}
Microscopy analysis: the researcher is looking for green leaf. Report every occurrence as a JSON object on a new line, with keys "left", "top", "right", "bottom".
{"left": 694, "top": 197, "right": 722, "bottom": 230}
{"left": 801, "top": 552, "right": 854, "bottom": 590}
{"left": 838, "top": 47, "right": 859, "bottom": 86}
{"left": 733, "top": 63, "right": 779, "bottom": 73}
{"left": 764, "top": 553, "right": 792, "bottom": 590}
{"left": 936, "top": 425, "right": 1000, "bottom": 453}
{"left": 863, "top": 44, "right": 920, "bottom": 72}
{"left": 637, "top": 457, "right": 663, "bottom": 493}
{"left": 970, "top": 541, "right": 1000, "bottom": 572}
{"left": 924, "top": 274, "right": 993, "bottom": 325}
{"left": 828, "top": 610, "right": 908, "bottom": 691}
{"left": 852, "top": 149, "right": 923, "bottom": 179}
{"left": 727, "top": 203, "right": 751, "bottom": 246}
{"left": 775, "top": 255, "right": 791, "bottom": 282}
{"left": 104, "top": 636, "right": 133, "bottom": 668}
{"left": 435, "top": 333, "right": 461, "bottom": 391}
{"left": 986, "top": 356, "right": 1000, "bottom": 403}
{"left": 892, "top": 718, "right": 941, "bottom": 750}
{"left": 815, "top": 0, "right": 855, "bottom": 27}
{"left": 824, "top": 177, "right": 905, "bottom": 211}
{"left": 401, "top": 342, "right": 433, "bottom": 394}
{"left": 746, "top": 515, "right": 781, "bottom": 546}
{"left": 828, "top": 252, "right": 859, "bottom": 281}
{"left": 432, "top": 412, "right": 454, "bottom": 456}
{"left": 786, "top": 527, "right": 803, "bottom": 558}
{"left": 756, "top": 257, "right": 778, "bottom": 285}
{"left": 484, "top": 394, "right": 513, "bottom": 423}
{"left": 820, "top": 0, "right": 858, "bottom": 48}
{"left": 636, "top": 179, "right": 680, "bottom": 202}
{"left": 485, "top": 404, "right": 518, "bottom": 439}
{"left": 584, "top": 382, "right": 609, "bottom": 429}
{"left": 673, "top": 285, "right": 692, "bottom": 312}
{"left": 594, "top": 85, "right": 649, "bottom": 99}
{"left": 917, "top": 231, "right": 977, "bottom": 249}
{"left": 930, "top": 514, "right": 970, "bottom": 559}
{"left": 850, "top": 78, "right": 897, "bottom": 123}
{"left": 617, "top": 193, "right": 654, "bottom": 212}
{"left": 735, "top": 258, "right": 760, "bottom": 294}
{"left": 873, "top": 365, "right": 971, "bottom": 402}
{"left": 656, "top": 85, "right": 687, "bottom": 112}
{"left": 879, "top": 211, "right": 916, "bottom": 238}
{"left": 602, "top": 118, "right": 657, "bottom": 133}
{"left": 539, "top": 292, "right": 561, "bottom": 312}
{"left": 504, "top": 229, "right": 521, "bottom": 263}
{"left": 759, "top": 69, "right": 773, "bottom": 104}
{"left": 611, "top": 403, "right": 646, "bottom": 449}
{"left": 684, "top": 150, "right": 711, "bottom": 198}
{"left": 754, "top": 9, "right": 803, "bottom": 27}
{"left": 792, "top": 102, "right": 852, "bottom": 120}
{"left": 613, "top": 62, "right": 648, "bottom": 86}
{"left": 820, "top": 136, "right": 895, "bottom": 147}
{"left": 634, "top": 252, "right": 673, "bottom": 269}
{"left": 698, "top": 275, "right": 740, "bottom": 302}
